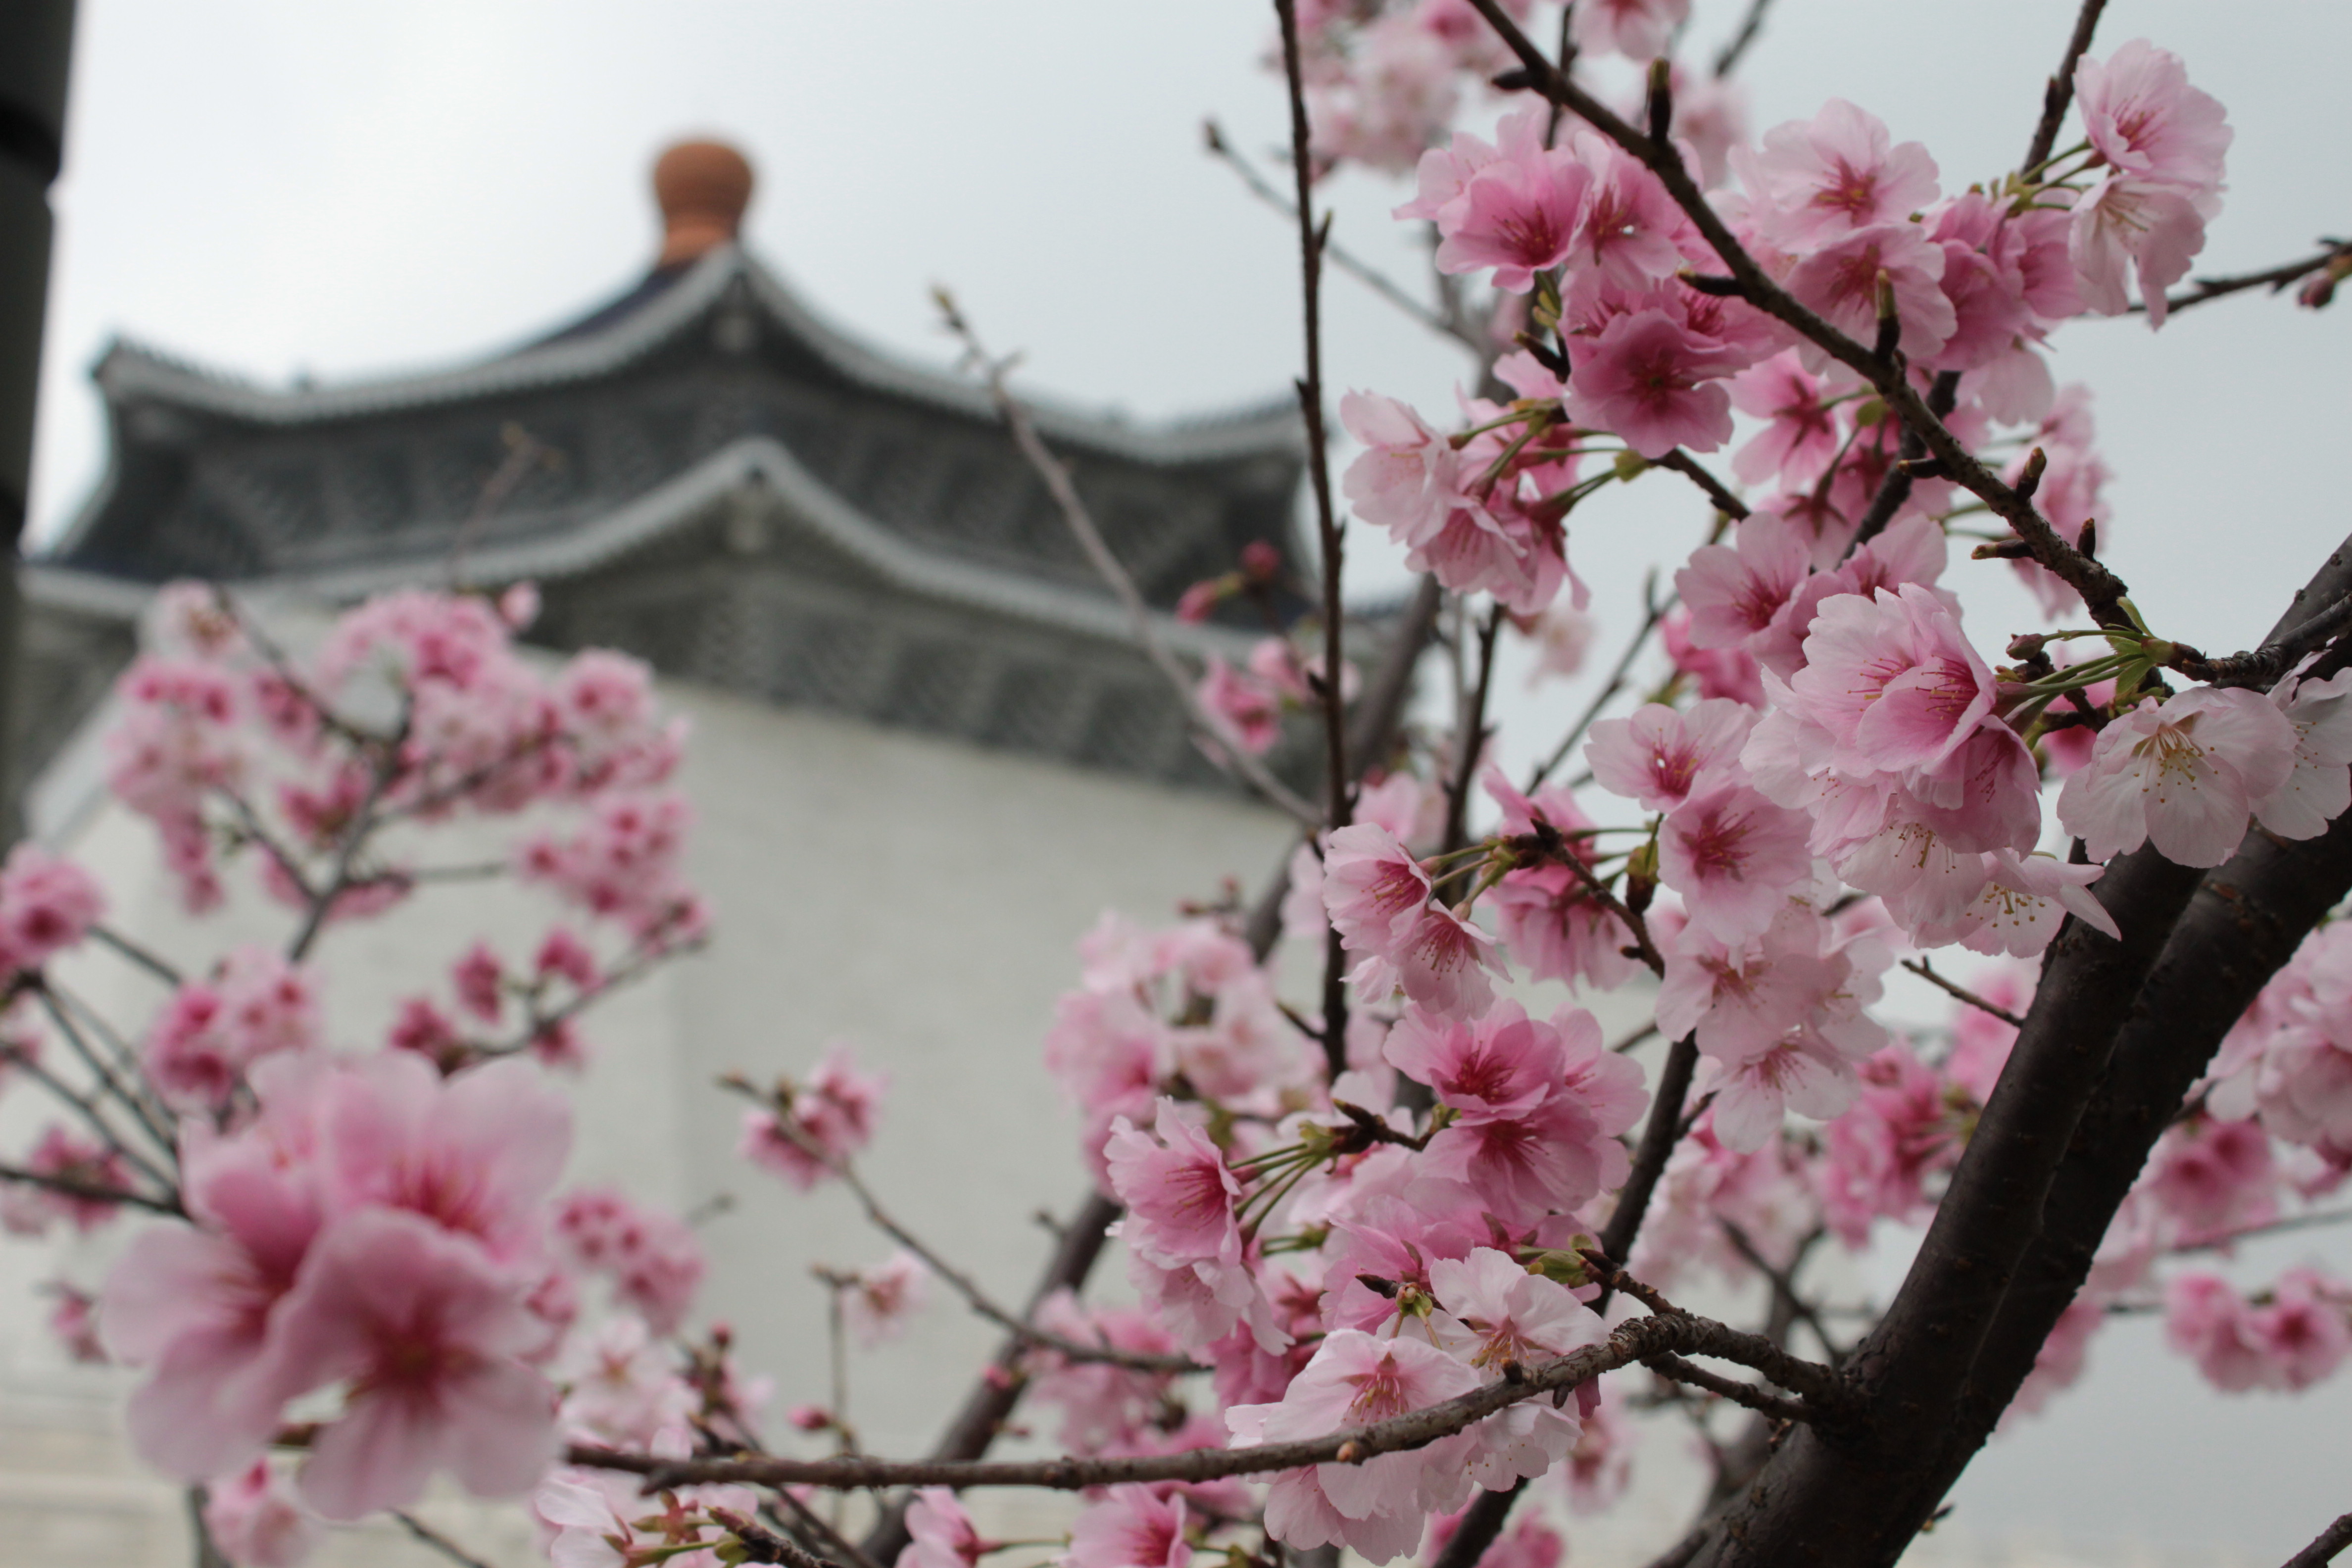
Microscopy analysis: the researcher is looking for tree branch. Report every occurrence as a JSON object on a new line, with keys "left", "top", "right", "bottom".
{"left": 392, "top": 1512, "right": 497, "bottom": 1568}
{"left": 2127, "top": 240, "right": 2351, "bottom": 318}
{"left": 2169, "top": 590, "right": 2352, "bottom": 690}
{"left": 2021, "top": 0, "right": 2110, "bottom": 173}
{"left": 1900, "top": 957, "right": 2025, "bottom": 1029}
{"left": 573, "top": 1309, "right": 1828, "bottom": 1493}
{"left": 1656, "top": 452, "right": 1750, "bottom": 522}
{"left": 2284, "top": 1513, "right": 2352, "bottom": 1568}
{"left": 1525, "top": 573, "right": 1671, "bottom": 791}
{"left": 1202, "top": 120, "right": 1468, "bottom": 347}
{"left": 1468, "top": 0, "right": 2133, "bottom": 627}
{"left": 1711, "top": 0, "right": 1775, "bottom": 79}
{"left": 725, "top": 1078, "right": 1190, "bottom": 1376}
{"left": 0, "top": 1162, "right": 181, "bottom": 1216}
{"left": 857, "top": 1189, "right": 1123, "bottom": 1563}
{"left": 937, "top": 297, "right": 1322, "bottom": 828}
{"left": 1641, "top": 1354, "right": 1813, "bottom": 1425}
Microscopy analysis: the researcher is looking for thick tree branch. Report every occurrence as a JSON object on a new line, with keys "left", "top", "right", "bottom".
{"left": 1679, "top": 533, "right": 2352, "bottom": 1567}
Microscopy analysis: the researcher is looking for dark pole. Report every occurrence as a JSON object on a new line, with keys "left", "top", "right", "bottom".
{"left": 0, "top": 0, "right": 77, "bottom": 837}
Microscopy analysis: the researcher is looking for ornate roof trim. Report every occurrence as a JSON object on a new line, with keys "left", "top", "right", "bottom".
{"left": 33, "top": 434, "right": 1261, "bottom": 665}
{"left": 84, "top": 247, "right": 1301, "bottom": 464}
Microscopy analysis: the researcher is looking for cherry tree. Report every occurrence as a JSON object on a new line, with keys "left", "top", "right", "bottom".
{"left": 11, "top": 2, "right": 2352, "bottom": 1567}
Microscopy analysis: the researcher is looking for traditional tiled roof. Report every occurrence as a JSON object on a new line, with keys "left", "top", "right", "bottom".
{"left": 27, "top": 245, "right": 1319, "bottom": 793}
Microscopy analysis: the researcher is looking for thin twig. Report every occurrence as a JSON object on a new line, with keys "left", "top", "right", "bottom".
{"left": 1596, "top": 1035, "right": 1701, "bottom": 1271}
{"left": 1203, "top": 120, "right": 1466, "bottom": 346}
{"left": 711, "top": 1507, "right": 847, "bottom": 1568}
{"left": 0, "top": 1038, "right": 178, "bottom": 1191}
{"left": 1711, "top": 0, "right": 1775, "bottom": 77}
{"left": 572, "top": 1308, "right": 1835, "bottom": 1493}
{"left": 1655, "top": 452, "right": 1751, "bottom": 521}
{"left": 2022, "top": 0, "right": 2110, "bottom": 173}
{"left": 1641, "top": 1353, "right": 1813, "bottom": 1424}
{"left": 1468, "top": 0, "right": 2133, "bottom": 629}
{"left": 288, "top": 700, "right": 411, "bottom": 963}
{"left": 0, "top": 1161, "right": 181, "bottom": 1215}
{"left": 723, "top": 1078, "right": 1195, "bottom": 1376}
{"left": 1277, "top": 0, "right": 1360, "bottom": 1086}
{"left": 1901, "top": 958, "right": 2026, "bottom": 1029}
{"left": 1525, "top": 574, "right": 1672, "bottom": 790}
{"left": 2130, "top": 241, "right": 2352, "bottom": 317}
{"left": 88, "top": 924, "right": 183, "bottom": 987}
{"left": 1720, "top": 1221, "right": 1843, "bottom": 1368}
{"left": 392, "top": 1512, "right": 497, "bottom": 1568}
{"left": 2171, "top": 1205, "right": 2352, "bottom": 1256}
{"left": 937, "top": 296, "right": 1321, "bottom": 828}
{"left": 1440, "top": 603, "right": 1506, "bottom": 857}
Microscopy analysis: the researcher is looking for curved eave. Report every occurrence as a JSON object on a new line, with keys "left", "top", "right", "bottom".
{"left": 82, "top": 247, "right": 1303, "bottom": 466}
{"left": 75, "top": 433, "right": 1264, "bottom": 667}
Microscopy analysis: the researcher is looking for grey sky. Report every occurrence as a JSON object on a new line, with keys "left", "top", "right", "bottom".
{"left": 28, "top": 1, "right": 2352, "bottom": 1559}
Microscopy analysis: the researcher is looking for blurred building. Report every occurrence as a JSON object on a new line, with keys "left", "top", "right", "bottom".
{"left": 0, "top": 140, "right": 1315, "bottom": 1566}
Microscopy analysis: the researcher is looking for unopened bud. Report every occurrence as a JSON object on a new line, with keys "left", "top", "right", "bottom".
{"left": 1241, "top": 540, "right": 1283, "bottom": 583}
{"left": 1624, "top": 840, "right": 1660, "bottom": 915}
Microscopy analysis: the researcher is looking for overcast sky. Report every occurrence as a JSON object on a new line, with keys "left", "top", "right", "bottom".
{"left": 30, "top": 2, "right": 2352, "bottom": 1559}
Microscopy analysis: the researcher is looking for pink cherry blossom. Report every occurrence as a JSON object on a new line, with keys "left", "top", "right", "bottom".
{"left": 1342, "top": 393, "right": 1460, "bottom": 541}
{"left": 1706, "top": 1029, "right": 1863, "bottom": 1153}
{"left": 553, "top": 1187, "right": 706, "bottom": 1335}
{"left": 2067, "top": 172, "right": 2213, "bottom": 326}
{"left": 1729, "top": 352, "right": 1843, "bottom": 487}
{"left": 270, "top": 1208, "right": 557, "bottom": 1518}
{"left": 2256, "top": 669, "right": 2352, "bottom": 838}
{"left": 1568, "top": 0, "right": 1687, "bottom": 60}
{"left": 739, "top": 1042, "right": 886, "bottom": 1190}
{"left": 1658, "top": 776, "right": 1815, "bottom": 942}
{"left": 1435, "top": 146, "right": 1591, "bottom": 294}
{"left": 0, "top": 843, "right": 103, "bottom": 974}
{"left": 1783, "top": 223, "right": 1956, "bottom": 365}
{"left": 1566, "top": 134, "right": 1685, "bottom": 287}
{"left": 1196, "top": 655, "right": 1284, "bottom": 756}
{"left": 901, "top": 1487, "right": 988, "bottom": 1568}
{"left": 1105, "top": 1099, "right": 1244, "bottom": 1270}
{"left": 0, "top": 1124, "right": 133, "bottom": 1236}
{"left": 1736, "top": 99, "right": 1940, "bottom": 249}
{"left": 144, "top": 947, "right": 323, "bottom": 1111}
{"left": 2075, "top": 40, "right": 2232, "bottom": 192}
{"left": 1428, "top": 1246, "right": 1608, "bottom": 1371}
{"left": 1587, "top": 700, "right": 1756, "bottom": 812}
{"left": 1226, "top": 1330, "right": 1482, "bottom": 1564}
{"left": 841, "top": 1250, "right": 931, "bottom": 1349}
{"left": 2057, "top": 686, "right": 2301, "bottom": 867}
{"left": 1063, "top": 1486, "right": 1191, "bottom": 1568}
{"left": 319, "top": 1052, "right": 571, "bottom": 1264}
{"left": 1321, "top": 822, "right": 1434, "bottom": 958}
{"left": 1562, "top": 309, "right": 1747, "bottom": 459}
{"left": 1358, "top": 903, "right": 1503, "bottom": 1020}
{"left": 202, "top": 1460, "right": 318, "bottom": 1568}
